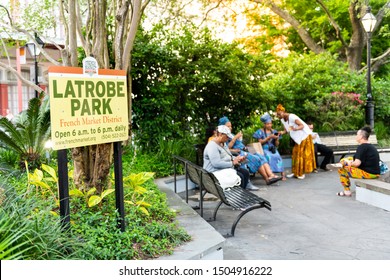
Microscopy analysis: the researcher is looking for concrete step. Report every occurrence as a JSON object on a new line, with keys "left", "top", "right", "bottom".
{"left": 155, "top": 177, "right": 225, "bottom": 260}
{"left": 355, "top": 171, "right": 390, "bottom": 211}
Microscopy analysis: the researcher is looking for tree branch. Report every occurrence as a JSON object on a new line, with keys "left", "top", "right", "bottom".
{"left": 0, "top": 4, "right": 12, "bottom": 26}
{"left": 315, "top": 0, "right": 348, "bottom": 48}
{"left": 0, "top": 34, "right": 11, "bottom": 65}
{"left": 0, "top": 61, "right": 45, "bottom": 94}
{"left": 68, "top": 0, "right": 79, "bottom": 66}
{"left": 359, "top": 47, "right": 390, "bottom": 73}
{"left": 75, "top": 1, "right": 90, "bottom": 56}
{"left": 122, "top": 0, "right": 147, "bottom": 71}
{"left": 197, "top": 0, "right": 223, "bottom": 27}
{"left": 251, "top": 0, "right": 325, "bottom": 54}
{"left": 114, "top": 0, "right": 130, "bottom": 69}
{"left": 372, "top": 1, "right": 390, "bottom": 32}
{"left": 0, "top": 22, "right": 61, "bottom": 66}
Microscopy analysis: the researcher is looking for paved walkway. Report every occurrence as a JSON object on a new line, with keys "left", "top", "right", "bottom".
{"left": 186, "top": 168, "right": 390, "bottom": 260}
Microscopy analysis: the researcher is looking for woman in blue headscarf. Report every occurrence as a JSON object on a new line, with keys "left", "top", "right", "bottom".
{"left": 219, "top": 116, "right": 282, "bottom": 185}
{"left": 253, "top": 112, "right": 286, "bottom": 180}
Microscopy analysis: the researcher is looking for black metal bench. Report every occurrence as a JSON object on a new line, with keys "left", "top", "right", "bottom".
{"left": 173, "top": 155, "right": 271, "bottom": 237}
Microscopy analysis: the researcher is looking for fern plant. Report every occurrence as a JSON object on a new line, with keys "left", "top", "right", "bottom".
{"left": 0, "top": 94, "right": 51, "bottom": 170}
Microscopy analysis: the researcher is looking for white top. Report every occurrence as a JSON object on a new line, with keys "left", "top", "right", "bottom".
{"left": 281, "top": 113, "right": 312, "bottom": 145}
{"left": 311, "top": 132, "right": 322, "bottom": 144}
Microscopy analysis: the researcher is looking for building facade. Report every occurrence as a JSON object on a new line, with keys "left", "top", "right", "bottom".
{"left": 0, "top": 43, "right": 60, "bottom": 118}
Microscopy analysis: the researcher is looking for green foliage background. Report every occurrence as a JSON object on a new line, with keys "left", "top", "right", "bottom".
{"left": 131, "top": 24, "right": 270, "bottom": 149}
{"left": 131, "top": 26, "right": 390, "bottom": 148}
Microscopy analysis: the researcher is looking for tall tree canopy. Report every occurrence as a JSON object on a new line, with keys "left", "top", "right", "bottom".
{"left": 248, "top": 0, "right": 390, "bottom": 74}
{"left": 149, "top": 0, "right": 390, "bottom": 74}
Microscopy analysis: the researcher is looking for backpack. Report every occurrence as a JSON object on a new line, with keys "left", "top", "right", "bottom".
{"left": 379, "top": 160, "right": 389, "bottom": 175}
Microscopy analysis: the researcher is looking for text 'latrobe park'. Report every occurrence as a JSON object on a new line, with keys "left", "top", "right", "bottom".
{"left": 52, "top": 79, "right": 126, "bottom": 116}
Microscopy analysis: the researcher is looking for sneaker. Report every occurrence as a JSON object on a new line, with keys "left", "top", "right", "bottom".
{"left": 246, "top": 182, "right": 259, "bottom": 191}
{"left": 326, "top": 163, "right": 343, "bottom": 169}
{"left": 286, "top": 173, "right": 295, "bottom": 178}
{"left": 320, "top": 167, "right": 332, "bottom": 172}
{"left": 297, "top": 174, "right": 305, "bottom": 179}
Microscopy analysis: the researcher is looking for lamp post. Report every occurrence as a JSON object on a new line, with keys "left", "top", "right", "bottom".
{"left": 361, "top": 7, "right": 377, "bottom": 128}
{"left": 26, "top": 33, "right": 44, "bottom": 98}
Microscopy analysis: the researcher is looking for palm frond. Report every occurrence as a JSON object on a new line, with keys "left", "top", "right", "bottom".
{"left": 0, "top": 118, "right": 26, "bottom": 154}
{"left": 0, "top": 93, "right": 51, "bottom": 169}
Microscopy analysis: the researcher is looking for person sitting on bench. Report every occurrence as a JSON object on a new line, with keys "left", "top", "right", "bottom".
{"left": 219, "top": 116, "right": 282, "bottom": 186}
{"left": 307, "top": 121, "right": 334, "bottom": 172}
{"left": 253, "top": 112, "right": 286, "bottom": 180}
{"left": 203, "top": 125, "right": 253, "bottom": 190}
{"left": 329, "top": 126, "right": 380, "bottom": 197}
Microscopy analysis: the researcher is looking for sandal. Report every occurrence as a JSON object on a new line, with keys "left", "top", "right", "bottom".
{"left": 337, "top": 191, "right": 352, "bottom": 197}
{"left": 266, "top": 177, "right": 283, "bottom": 185}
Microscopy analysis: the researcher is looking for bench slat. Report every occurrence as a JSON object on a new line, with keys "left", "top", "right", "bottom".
{"left": 225, "top": 188, "right": 271, "bottom": 210}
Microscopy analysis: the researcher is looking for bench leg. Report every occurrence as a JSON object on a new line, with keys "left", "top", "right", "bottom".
{"left": 212, "top": 201, "right": 223, "bottom": 221}
{"left": 228, "top": 205, "right": 264, "bottom": 237}
{"left": 191, "top": 189, "right": 206, "bottom": 211}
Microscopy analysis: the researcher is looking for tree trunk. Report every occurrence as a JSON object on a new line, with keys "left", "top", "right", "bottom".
{"left": 70, "top": 0, "right": 113, "bottom": 193}
{"left": 346, "top": 1, "right": 364, "bottom": 71}
{"left": 70, "top": 1, "right": 149, "bottom": 193}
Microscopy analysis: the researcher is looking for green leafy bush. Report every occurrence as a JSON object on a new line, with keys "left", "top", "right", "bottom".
{"left": 372, "top": 77, "right": 390, "bottom": 135}
{"left": 303, "top": 91, "right": 365, "bottom": 131}
{"left": 0, "top": 155, "right": 190, "bottom": 260}
{"left": 0, "top": 149, "right": 18, "bottom": 169}
{"left": 70, "top": 179, "right": 190, "bottom": 259}
{"left": 260, "top": 52, "right": 366, "bottom": 121}
{"left": 374, "top": 121, "right": 390, "bottom": 147}
{"left": 123, "top": 137, "right": 195, "bottom": 177}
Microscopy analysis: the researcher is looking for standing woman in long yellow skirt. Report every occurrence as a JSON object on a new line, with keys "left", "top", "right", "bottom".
{"left": 275, "top": 104, "right": 316, "bottom": 179}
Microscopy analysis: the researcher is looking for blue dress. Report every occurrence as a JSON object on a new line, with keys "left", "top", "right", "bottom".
{"left": 227, "top": 136, "right": 268, "bottom": 174}
{"left": 253, "top": 129, "right": 284, "bottom": 173}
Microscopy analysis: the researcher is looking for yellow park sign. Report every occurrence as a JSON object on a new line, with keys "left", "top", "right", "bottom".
{"left": 48, "top": 64, "right": 128, "bottom": 150}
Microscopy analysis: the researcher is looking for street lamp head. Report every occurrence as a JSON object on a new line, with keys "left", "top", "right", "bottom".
{"left": 25, "top": 33, "right": 45, "bottom": 57}
{"left": 361, "top": 7, "right": 377, "bottom": 33}
{"left": 362, "top": 7, "right": 376, "bottom": 128}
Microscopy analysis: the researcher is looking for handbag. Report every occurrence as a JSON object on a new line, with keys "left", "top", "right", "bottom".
{"left": 212, "top": 168, "right": 241, "bottom": 190}
{"left": 263, "top": 129, "right": 277, "bottom": 153}
{"left": 379, "top": 160, "right": 389, "bottom": 175}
